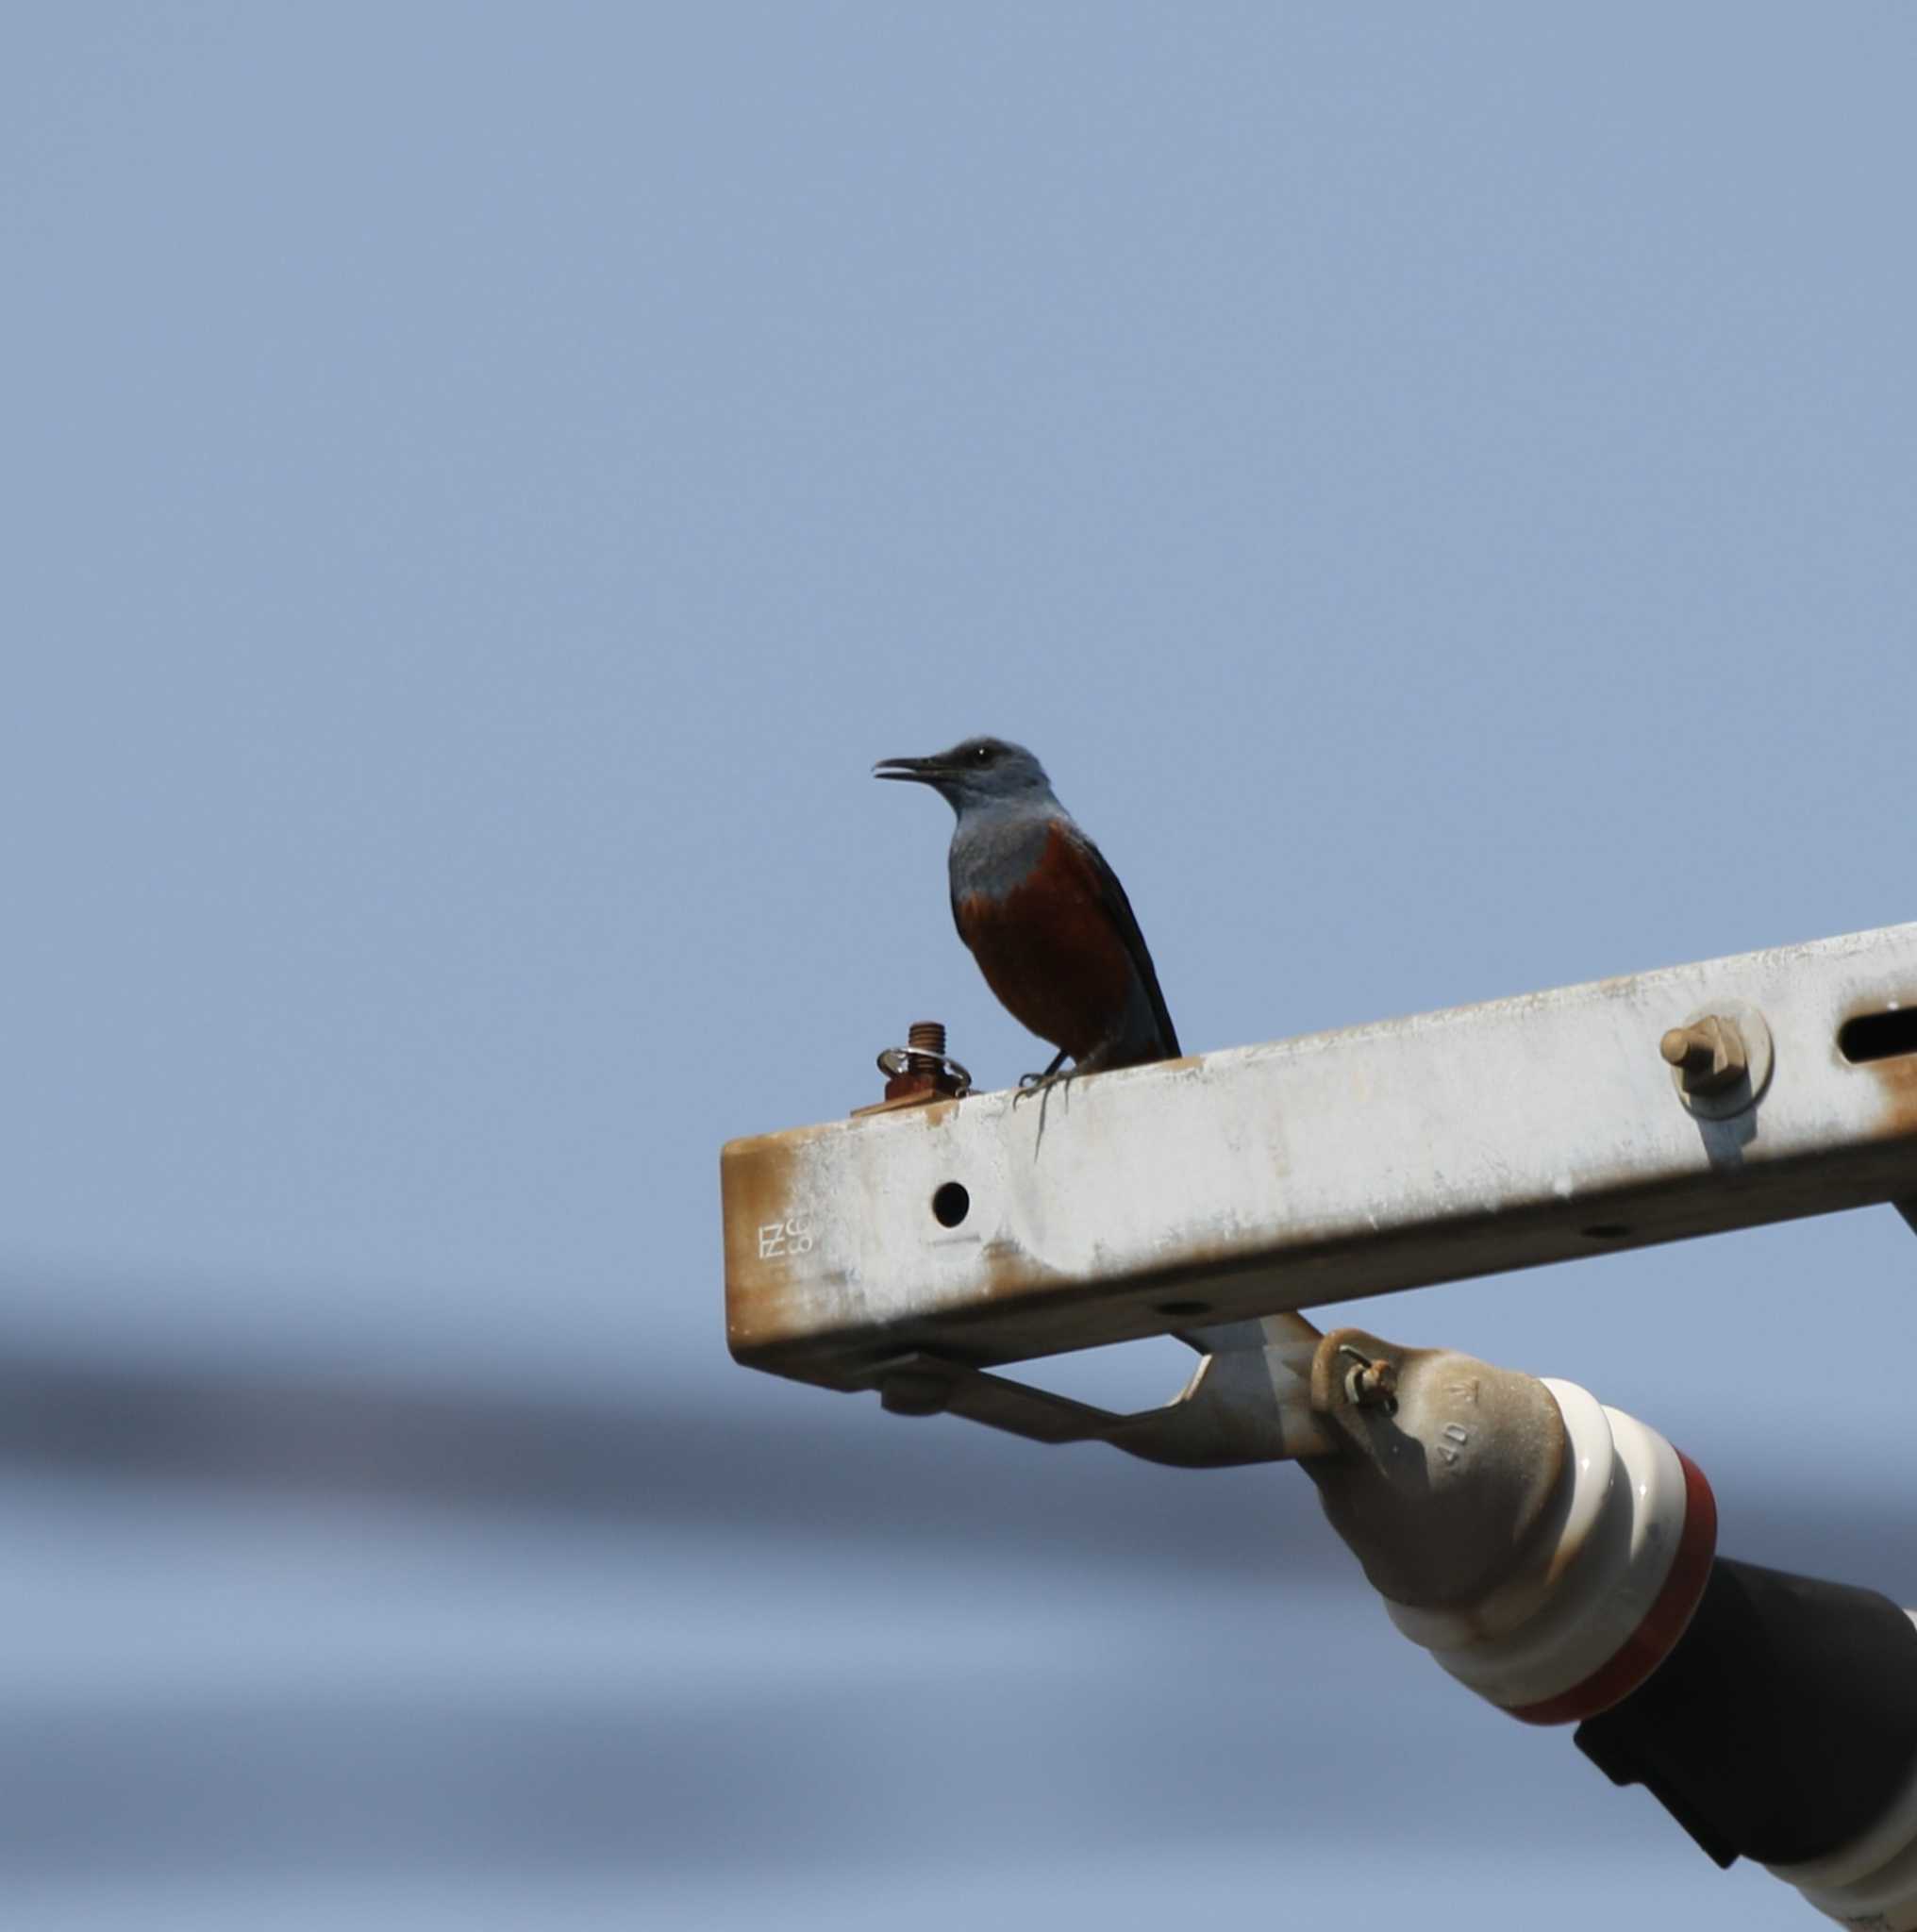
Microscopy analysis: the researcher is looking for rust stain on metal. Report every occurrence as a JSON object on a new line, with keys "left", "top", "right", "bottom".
{"left": 1864, "top": 1055, "right": 1917, "bottom": 1146}
{"left": 720, "top": 1128, "right": 825, "bottom": 1360}
{"left": 1837, "top": 994, "right": 1917, "bottom": 1143}
{"left": 978, "top": 1237, "right": 1043, "bottom": 1300}
{"left": 906, "top": 1096, "right": 965, "bottom": 1129}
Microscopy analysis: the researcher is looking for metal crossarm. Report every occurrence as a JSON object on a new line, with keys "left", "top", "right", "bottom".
{"left": 723, "top": 923, "right": 1917, "bottom": 1396}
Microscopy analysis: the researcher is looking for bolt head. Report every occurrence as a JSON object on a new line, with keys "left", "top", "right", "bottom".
{"left": 1660, "top": 1016, "right": 1748, "bottom": 1093}
{"left": 880, "top": 1371, "right": 953, "bottom": 1417}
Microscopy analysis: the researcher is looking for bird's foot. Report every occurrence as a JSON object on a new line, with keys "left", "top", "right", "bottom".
{"left": 1012, "top": 1050, "right": 1072, "bottom": 1105}
{"left": 1012, "top": 1074, "right": 1082, "bottom": 1120}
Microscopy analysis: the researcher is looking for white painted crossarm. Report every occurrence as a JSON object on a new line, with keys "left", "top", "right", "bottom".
{"left": 723, "top": 923, "right": 1917, "bottom": 1393}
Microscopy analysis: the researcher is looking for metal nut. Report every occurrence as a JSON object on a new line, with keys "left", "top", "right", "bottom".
{"left": 1659, "top": 1016, "right": 1747, "bottom": 1094}
{"left": 1660, "top": 1001, "right": 1774, "bottom": 1121}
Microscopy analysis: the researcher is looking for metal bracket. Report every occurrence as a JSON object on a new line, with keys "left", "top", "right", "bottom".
{"left": 864, "top": 1314, "right": 1330, "bottom": 1466}
{"left": 725, "top": 921, "right": 1917, "bottom": 1392}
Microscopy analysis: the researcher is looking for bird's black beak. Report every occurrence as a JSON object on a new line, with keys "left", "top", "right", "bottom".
{"left": 873, "top": 756, "right": 942, "bottom": 785}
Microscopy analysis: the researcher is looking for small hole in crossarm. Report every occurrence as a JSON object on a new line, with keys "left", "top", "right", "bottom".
{"left": 931, "top": 1182, "right": 970, "bottom": 1228}
{"left": 1157, "top": 1299, "right": 1211, "bottom": 1317}
{"left": 1840, "top": 1007, "right": 1917, "bottom": 1064}
{"left": 1580, "top": 1224, "right": 1631, "bottom": 1241}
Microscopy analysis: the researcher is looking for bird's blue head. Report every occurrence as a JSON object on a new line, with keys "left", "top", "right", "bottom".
{"left": 873, "top": 736, "right": 1057, "bottom": 818}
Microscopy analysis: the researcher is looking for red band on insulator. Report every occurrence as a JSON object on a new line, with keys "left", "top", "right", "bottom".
{"left": 1507, "top": 1450, "right": 1718, "bottom": 1727}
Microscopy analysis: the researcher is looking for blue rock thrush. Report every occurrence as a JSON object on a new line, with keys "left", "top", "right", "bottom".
{"left": 874, "top": 737, "right": 1179, "bottom": 1088}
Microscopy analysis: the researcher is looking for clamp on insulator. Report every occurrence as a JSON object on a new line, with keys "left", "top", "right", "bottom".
{"left": 1299, "top": 1331, "right": 1716, "bottom": 1725}
{"left": 1383, "top": 1382, "right": 1717, "bottom": 1724}
{"left": 1301, "top": 1325, "right": 1917, "bottom": 1921}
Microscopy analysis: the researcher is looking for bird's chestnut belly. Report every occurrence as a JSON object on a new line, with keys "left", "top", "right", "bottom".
{"left": 956, "top": 868, "right": 1136, "bottom": 1058}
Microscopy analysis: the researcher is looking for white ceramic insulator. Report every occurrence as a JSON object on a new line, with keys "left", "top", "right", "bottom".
{"left": 1771, "top": 1613, "right": 1917, "bottom": 1931}
{"left": 1384, "top": 1379, "right": 1715, "bottom": 1724}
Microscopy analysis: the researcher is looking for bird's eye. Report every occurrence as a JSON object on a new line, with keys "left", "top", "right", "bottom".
{"left": 972, "top": 743, "right": 993, "bottom": 764}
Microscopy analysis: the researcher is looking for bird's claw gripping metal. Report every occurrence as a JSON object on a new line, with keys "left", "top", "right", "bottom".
{"left": 1012, "top": 1048, "right": 1073, "bottom": 1104}
{"left": 1010, "top": 1073, "right": 1075, "bottom": 1115}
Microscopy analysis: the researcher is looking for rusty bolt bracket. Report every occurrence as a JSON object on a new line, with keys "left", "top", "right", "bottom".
{"left": 1660, "top": 1015, "right": 1747, "bottom": 1093}
{"left": 852, "top": 1021, "right": 974, "bottom": 1117}
{"left": 1338, "top": 1342, "right": 1399, "bottom": 1411}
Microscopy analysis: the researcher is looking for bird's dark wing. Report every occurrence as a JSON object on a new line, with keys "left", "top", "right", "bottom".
{"left": 1064, "top": 825, "right": 1180, "bottom": 1058}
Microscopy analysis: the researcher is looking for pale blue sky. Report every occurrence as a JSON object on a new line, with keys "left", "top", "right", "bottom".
{"left": 4, "top": 6, "right": 1914, "bottom": 1925}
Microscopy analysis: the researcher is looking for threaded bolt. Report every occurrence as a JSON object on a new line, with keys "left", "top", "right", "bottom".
{"left": 1661, "top": 1027, "right": 1716, "bottom": 1074}
{"left": 1659, "top": 1015, "right": 1747, "bottom": 1093}
{"left": 906, "top": 1020, "right": 946, "bottom": 1074}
